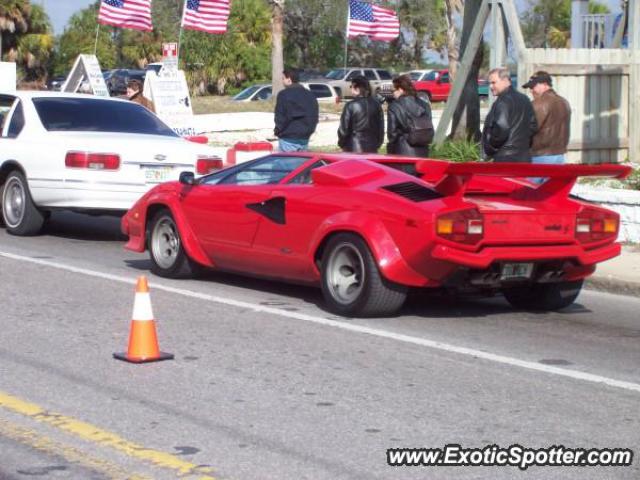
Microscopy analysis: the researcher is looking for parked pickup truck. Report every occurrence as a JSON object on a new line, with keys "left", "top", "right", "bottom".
{"left": 318, "top": 67, "right": 393, "bottom": 98}
{"left": 414, "top": 69, "right": 451, "bottom": 102}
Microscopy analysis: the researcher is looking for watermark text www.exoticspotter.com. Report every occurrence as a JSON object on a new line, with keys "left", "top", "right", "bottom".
{"left": 387, "top": 444, "right": 634, "bottom": 470}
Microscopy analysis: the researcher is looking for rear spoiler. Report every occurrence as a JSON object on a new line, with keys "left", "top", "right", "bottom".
{"left": 415, "top": 160, "right": 632, "bottom": 197}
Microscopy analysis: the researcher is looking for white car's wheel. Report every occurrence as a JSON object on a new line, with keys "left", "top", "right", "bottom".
{"left": 149, "top": 210, "right": 199, "bottom": 278}
{"left": 321, "top": 233, "right": 407, "bottom": 317}
{"left": 1, "top": 171, "right": 45, "bottom": 236}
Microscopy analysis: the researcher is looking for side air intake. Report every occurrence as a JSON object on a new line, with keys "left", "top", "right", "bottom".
{"left": 382, "top": 182, "right": 443, "bottom": 202}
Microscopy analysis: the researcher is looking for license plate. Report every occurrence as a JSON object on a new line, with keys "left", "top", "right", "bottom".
{"left": 143, "top": 166, "right": 172, "bottom": 183}
{"left": 501, "top": 262, "right": 534, "bottom": 280}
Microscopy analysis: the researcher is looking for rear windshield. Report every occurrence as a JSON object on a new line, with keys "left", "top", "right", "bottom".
{"left": 32, "top": 97, "right": 178, "bottom": 137}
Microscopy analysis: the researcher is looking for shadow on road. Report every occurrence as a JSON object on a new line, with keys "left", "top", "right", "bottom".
{"left": 42, "top": 211, "right": 126, "bottom": 242}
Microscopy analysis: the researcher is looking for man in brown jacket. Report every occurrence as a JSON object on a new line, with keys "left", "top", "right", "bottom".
{"left": 523, "top": 71, "right": 571, "bottom": 166}
{"left": 126, "top": 79, "right": 156, "bottom": 113}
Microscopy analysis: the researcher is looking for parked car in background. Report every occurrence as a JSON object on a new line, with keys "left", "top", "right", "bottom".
{"left": 232, "top": 82, "right": 340, "bottom": 103}
{"left": 318, "top": 68, "right": 393, "bottom": 98}
{"left": 414, "top": 69, "right": 451, "bottom": 102}
{"left": 145, "top": 62, "right": 164, "bottom": 75}
{"left": 0, "top": 91, "right": 223, "bottom": 236}
{"left": 405, "top": 69, "right": 435, "bottom": 81}
{"left": 46, "top": 75, "right": 66, "bottom": 91}
{"left": 104, "top": 69, "right": 146, "bottom": 96}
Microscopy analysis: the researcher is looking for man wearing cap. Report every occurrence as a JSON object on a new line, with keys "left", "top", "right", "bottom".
{"left": 523, "top": 71, "right": 571, "bottom": 166}
{"left": 482, "top": 67, "right": 538, "bottom": 162}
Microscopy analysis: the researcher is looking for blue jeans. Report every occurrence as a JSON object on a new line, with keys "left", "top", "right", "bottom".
{"left": 530, "top": 154, "right": 565, "bottom": 183}
{"left": 278, "top": 139, "right": 309, "bottom": 152}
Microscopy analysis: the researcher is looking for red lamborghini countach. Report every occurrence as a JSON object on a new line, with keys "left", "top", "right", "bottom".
{"left": 122, "top": 153, "right": 630, "bottom": 317}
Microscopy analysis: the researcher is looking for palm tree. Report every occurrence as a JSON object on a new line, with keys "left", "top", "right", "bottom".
{"left": 267, "top": 0, "right": 285, "bottom": 95}
{"left": 0, "top": 0, "right": 29, "bottom": 60}
{"left": 445, "top": 0, "right": 463, "bottom": 79}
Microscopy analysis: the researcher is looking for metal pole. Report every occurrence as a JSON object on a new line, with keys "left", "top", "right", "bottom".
{"left": 344, "top": 1, "right": 350, "bottom": 69}
{"left": 177, "top": 0, "right": 188, "bottom": 68}
{"left": 93, "top": 23, "right": 101, "bottom": 56}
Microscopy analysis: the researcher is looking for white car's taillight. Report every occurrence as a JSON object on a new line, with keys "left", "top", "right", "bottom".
{"left": 196, "top": 156, "right": 223, "bottom": 175}
{"left": 65, "top": 151, "right": 120, "bottom": 170}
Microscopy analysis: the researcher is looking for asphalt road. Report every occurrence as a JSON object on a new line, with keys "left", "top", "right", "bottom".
{"left": 0, "top": 212, "right": 638, "bottom": 479}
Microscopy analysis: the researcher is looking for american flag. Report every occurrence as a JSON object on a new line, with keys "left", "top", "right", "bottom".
{"left": 182, "top": 0, "right": 231, "bottom": 34}
{"left": 98, "top": 0, "right": 153, "bottom": 31}
{"left": 347, "top": 0, "right": 399, "bottom": 42}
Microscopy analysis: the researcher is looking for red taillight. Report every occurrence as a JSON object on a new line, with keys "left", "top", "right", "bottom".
{"left": 436, "top": 209, "right": 484, "bottom": 245}
{"left": 196, "top": 156, "right": 223, "bottom": 175}
{"left": 576, "top": 207, "right": 618, "bottom": 243}
{"left": 65, "top": 151, "right": 120, "bottom": 170}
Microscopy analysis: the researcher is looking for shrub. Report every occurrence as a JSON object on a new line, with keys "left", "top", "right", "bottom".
{"left": 429, "top": 139, "right": 482, "bottom": 163}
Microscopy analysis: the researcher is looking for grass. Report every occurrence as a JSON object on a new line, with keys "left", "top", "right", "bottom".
{"left": 430, "top": 139, "right": 482, "bottom": 162}
{"left": 192, "top": 96, "right": 343, "bottom": 115}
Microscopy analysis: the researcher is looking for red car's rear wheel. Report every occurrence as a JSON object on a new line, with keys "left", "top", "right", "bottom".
{"left": 321, "top": 233, "right": 407, "bottom": 317}
{"left": 502, "top": 280, "right": 583, "bottom": 311}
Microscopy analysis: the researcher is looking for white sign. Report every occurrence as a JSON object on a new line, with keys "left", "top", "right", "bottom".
{"left": 0, "top": 62, "right": 17, "bottom": 91}
{"left": 144, "top": 69, "right": 196, "bottom": 136}
{"left": 162, "top": 43, "right": 178, "bottom": 72}
{"left": 61, "top": 54, "right": 109, "bottom": 97}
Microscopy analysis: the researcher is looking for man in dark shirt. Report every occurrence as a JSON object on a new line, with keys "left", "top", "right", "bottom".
{"left": 482, "top": 67, "right": 538, "bottom": 162}
{"left": 274, "top": 69, "right": 319, "bottom": 152}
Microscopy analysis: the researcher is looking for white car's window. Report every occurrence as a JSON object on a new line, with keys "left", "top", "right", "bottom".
{"left": 377, "top": 70, "right": 392, "bottom": 80}
{"left": 345, "top": 70, "right": 361, "bottom": 81}
{"left": 0, "top": 96, "right": 16, "bottom": 137}
{"left": 325, "top": 69, "right": 347, "bottom": 80}
{"left": 363, "top": 69, "right": 377, "bottom": 80}
{"left": 233, "top": 85, "right": 262, "bottom": 101}
{"left": 307, "top": 84, "right": 332, "bottom": 98}
{"left": 32, "top": 98, "right": 178, "bottom": 137}
{"left": 255, "top": 87, "right": 272, "bottom": 101}
{"left": 7, "top": 101, "right": 25, "bottom": 138}
{"left": 220, "top": 155, "right": 310, "bottom": 186}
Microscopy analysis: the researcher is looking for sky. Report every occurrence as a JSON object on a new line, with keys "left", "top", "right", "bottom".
{"left": 40, "top": 0, "right": 96, "bottom": 34}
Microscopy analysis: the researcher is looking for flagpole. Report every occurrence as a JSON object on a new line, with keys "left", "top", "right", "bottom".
{"left": 344, "top": 1, "right": 350, "bottom": 69}
{"left": 93, "top": 23, "right": 101, "bottom": 56}
{"left": 177, "top": 0, "right": 188, "bottom": 69}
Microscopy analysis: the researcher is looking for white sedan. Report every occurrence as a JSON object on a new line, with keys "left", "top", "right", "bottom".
{"left": 232, "top": 82, "right": 340, "bottom": 103}
{"left": 0, "top": 91, "right": 222, "bottom": 236}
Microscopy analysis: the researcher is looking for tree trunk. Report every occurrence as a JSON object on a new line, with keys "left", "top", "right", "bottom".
{"left": 271, "top": 0, "right": 285, "bottom": 96}
{"left": 446, "top": 8, "right": 458, "bottom": 80}
{"left": 450, "top": 0, "right": 483, "bottom": 142}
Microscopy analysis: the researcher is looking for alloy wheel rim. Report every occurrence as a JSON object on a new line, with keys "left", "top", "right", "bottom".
{"left": 326, "top": 242, "right": 365, "bottom": 305}
{"left": 2, "top": 177, "right": 26, "bottom": 228}
{"left": 152, "top": 217, "right": 180, "bottom": 269}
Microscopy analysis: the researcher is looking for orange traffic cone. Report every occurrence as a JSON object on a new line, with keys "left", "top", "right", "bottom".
{"left": 113, "top": 276, "right": 174, "bottom": 363}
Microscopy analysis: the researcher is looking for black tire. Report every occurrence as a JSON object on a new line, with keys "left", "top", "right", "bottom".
{"left": 417, "top": 91, "right": 431, "bottom": 103}
{"left": 1, "top": 171, "right": 45, "bottom": 236}
{"left": 502, "top": 280, "right": 584, "bottom": 311}
{"left": 148, "top": 209, "right": 200, "bottom": 278}
{"left": 320, "top": 233, "right": 408, "bottom": 317}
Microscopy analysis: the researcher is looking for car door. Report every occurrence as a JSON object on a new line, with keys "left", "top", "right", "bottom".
{"left": 250, "top": 159, "right": 332, "bottom": 280}
{"left": 434, "top": 71, "right": 450, "bottom": 101}
{"left": 179, "top": 155, "right": 312, "bottom": 272}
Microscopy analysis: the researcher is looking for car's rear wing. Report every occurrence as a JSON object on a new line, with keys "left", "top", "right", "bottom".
{"left": 416, "top": 160, "right": 632, "bottom": 198}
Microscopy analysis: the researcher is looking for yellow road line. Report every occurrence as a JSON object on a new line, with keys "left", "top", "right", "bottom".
{"left": 0, "top": 418, "right": 150, "bottom": 480}
{"left": 0, "top": 391, "right": 217, "bottom": 480}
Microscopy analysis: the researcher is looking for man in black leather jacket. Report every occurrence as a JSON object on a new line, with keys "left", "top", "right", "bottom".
{"left": 337, "top": 76, "right": 384, "bottom": 153}
{"left": 482, "top": 67, "right": 538, "bottom": 162}
{"left": 274, "top": 69, "right": 319, "bottom": 151}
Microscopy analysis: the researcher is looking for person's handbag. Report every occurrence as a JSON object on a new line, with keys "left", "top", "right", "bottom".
{"left": 407, "top": 114, "right": 434, "bottom": 147}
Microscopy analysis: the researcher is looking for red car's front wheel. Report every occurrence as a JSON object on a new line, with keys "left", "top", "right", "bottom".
{"left": 321, "top": 233, "right": 407, "bottom": 317}
{"left": 148, "top": 209, "right": 199, "bottom": 278}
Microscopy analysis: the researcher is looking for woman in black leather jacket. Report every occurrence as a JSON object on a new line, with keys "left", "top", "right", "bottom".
{"left": 387, "top": 75, "right": 433, "bottom": 157}
{"left": 337, "top": 76, "right": 384, "bottom": 153}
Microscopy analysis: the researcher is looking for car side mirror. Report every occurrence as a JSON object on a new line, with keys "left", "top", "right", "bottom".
{"left": 179, "top": 171, "right": 195, "bottom": 185}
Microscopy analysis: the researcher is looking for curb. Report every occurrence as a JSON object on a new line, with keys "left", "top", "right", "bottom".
{"left": 584, "top": 276, "right": 640, "bottom": 297}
